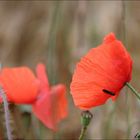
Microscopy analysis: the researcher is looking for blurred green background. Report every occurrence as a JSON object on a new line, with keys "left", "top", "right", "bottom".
{"left": 0, "top": 1, "right": 140, "bottom": 139}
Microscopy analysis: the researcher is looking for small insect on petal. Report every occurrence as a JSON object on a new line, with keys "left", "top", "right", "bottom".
{"left": 102, "top": 89, "right": 115, "bottom": 96}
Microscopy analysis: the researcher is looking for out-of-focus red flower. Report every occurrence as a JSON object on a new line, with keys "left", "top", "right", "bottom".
{"left": 33, "top": 64, "right": 67, "bottom": 130}
{"left": 70, "top": 33, "right": 132, "bottom": 110}
{"left": 0, "top": 63, "right": 67, "bottom": 131}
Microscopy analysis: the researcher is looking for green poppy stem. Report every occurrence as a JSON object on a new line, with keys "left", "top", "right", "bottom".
{"left": 126, "top": 82, "right": 140, "bottom": 100}
{"left": 79, "top": 126, "right": 87, "bottom": 140}
{"left": 79, "top": 111, "right": 93, "bottom": 140}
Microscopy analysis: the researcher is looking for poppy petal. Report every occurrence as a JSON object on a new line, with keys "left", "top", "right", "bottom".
{"left": 50, "top": 84, "right": 67, "bottom": 124}
{"left": 0, "top": 67, "right": 39, "bottom": 103}
{"left": 32, "top": 84, "right": 67, "bottom": 131}
{"left": 36, "top": 63, "right": 49, "bottom": 92}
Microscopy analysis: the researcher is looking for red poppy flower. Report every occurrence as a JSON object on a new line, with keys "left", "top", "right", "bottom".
{"left": 0, "top": 63, "right": 67, "bottom": 130}
{"left": 70, "top": 33, "right": 132, "bottom": 110}
{"left": 33, "top": 64, "right": 67, "bottom": 130}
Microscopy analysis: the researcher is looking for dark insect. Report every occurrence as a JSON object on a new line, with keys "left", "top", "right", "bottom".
{"left": 102, "top": 89, "right": 115, "bottom": 96}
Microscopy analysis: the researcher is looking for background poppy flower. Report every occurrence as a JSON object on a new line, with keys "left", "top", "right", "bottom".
{"left": 0, "top": 63, "right": 67, "bottom": 131}
{"left": 33, "top": 63, "right": 67, "bottom": 130}
{"left": 70, "top": 33, "right": 132, "bottom": 110}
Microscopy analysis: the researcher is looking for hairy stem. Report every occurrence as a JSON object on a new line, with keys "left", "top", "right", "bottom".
{"left": 0, "top": 87, "right": 12, "bottom": 140}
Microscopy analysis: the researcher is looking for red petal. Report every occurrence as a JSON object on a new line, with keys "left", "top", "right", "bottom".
{"left": 50, "top": 84, "right": 67, "bottom": 123}
{"left": 32, "top": 84, "right": 67, "bottom": 131}
{"left": 0, "top": 67, "right": 39, "bottom": 103}
{"left": 36, "top": 63, "right": 49, "bottom": 92}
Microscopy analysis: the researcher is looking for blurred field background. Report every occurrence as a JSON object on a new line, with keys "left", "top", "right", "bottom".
{"left": 0, "top": 1, "right": 140, "bottom": 139}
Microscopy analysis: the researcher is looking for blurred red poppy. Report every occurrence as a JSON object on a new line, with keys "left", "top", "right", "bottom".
{"left": 70, "top": 33, "right": 132, "bottom": 110}
{"left": 33, "top": 64, "right": 67, "bottom": 130}
{"left": 0, "top": 63, "right": 67, "bottom": 130}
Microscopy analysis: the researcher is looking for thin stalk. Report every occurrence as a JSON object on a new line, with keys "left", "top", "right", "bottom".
{"left": 79, "top": 126, "right": 87, "bottom": 140}
{"left": 126, "top": 82, "right": 140, "bottom": 100}
{"left": 122, "top": 0, "right": 126, "bottom": 46}
{"left": 0, "top": 87, "right": 12, "bottom": 140}
{"left": 47, "top": 1, "right": 61, "bottom": 84}
{"left": 121, "top": 1, "right": 131, "bottom": 138}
